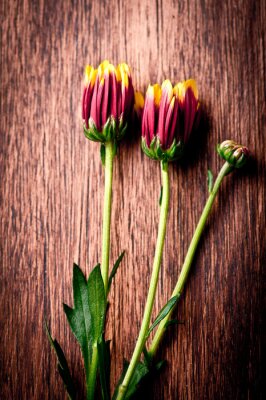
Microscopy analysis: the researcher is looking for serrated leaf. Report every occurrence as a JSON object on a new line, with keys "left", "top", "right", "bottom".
{"left": 97, "top": 336, "right": 111, "bottom": 400}
{"left": 107, "top": 251, "right": 125, "bottom": 293}
{"left": 207, "top": 169, "right": 214, "bottom": 193}
{"left": 45, "top": 322, "right": 76, "bottom": 399}
{"left": 100, "top": 144, "right": 106, "bottom": 166}
{"left": 87, "top": 264, "right": 106, "bottom": 342}
{"left": 146, "top": 295, "right": 179, "bottom": 338}
{"left": 63, "top": 264, "right": 92, "bottom": 375}
{"left": 159, "top": 186, "right": 163, "bottom": 206}
{"left": 112, "top": 361, "right": 149, "bottom": 400}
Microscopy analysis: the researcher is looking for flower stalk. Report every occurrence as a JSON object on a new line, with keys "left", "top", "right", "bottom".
{"left": 148, "top": 161, "right": 232, "bottom": 357}
{"left": 101, "top": 141, "right": 115, "bottom": 292}
{"left": 116, "top": 161, "right": 170, "bottom": 400}
{"left": 86, "top": 344, "right": 98, "bottom": 400}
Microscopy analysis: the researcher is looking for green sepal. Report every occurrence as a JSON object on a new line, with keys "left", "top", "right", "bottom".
{"left": 102, "top": 117, "right": 113, "bottom": 142}
{"left": 141, "top": 137, "right": 156, "bottom": 160}
{"left": 98, "top": 336, "right": 111, "bottom": 400}
{"left": 117, "top": 114, "right": 128, "bottom": 141}
{"left": 207, "top": 169, "right": 214, "bottom": 193}
{"left": 146, "top": 295, "right": 179, "bottom": 338}
{"left": 156, "top": 141, "right": 164, "bottom": 160}
{"left": 45, "top": 321, "right": 76, "bottom": 399}
{"left": 216, "top": 141, "right": 249, "bottom": 169}
{"left": 84, "top": 118, "right": 116, "bottom": 143}
{"left": 86, "top": 119, "right": 105, "bottom": 142}
{"left": 107, "top": 251, "right": 125, "bottom": 294}
{"left": 84, "top": 125, "right": 101, "bottom": 142}
{"left": 141, "top": 137, "right": 185, "bottom": 162}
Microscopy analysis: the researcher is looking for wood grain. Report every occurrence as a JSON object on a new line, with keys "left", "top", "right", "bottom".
{"left": 1, "top": 0, "right": 265, "bottom": 399}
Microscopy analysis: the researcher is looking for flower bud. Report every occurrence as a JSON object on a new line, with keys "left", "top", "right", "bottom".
{"left": 82, "top": 60, "right": 135, "bottom": 143}
{"left": 141, "top": 79, "right": 200, "bottom": 162}
{"left": 217, "top": 140, "right": 250, "bottom": 168}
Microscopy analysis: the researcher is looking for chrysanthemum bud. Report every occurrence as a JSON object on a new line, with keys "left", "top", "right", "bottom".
{"left": 217, "top": 140, "right": 250, "bottom": 168}
{"left": 82, "top": 60, "right": 135, "bottom": 143}
{"left": 141, "top": 79, "right": 200, "bottom": 162}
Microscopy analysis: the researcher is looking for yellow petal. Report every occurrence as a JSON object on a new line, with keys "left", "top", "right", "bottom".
{"left": 162, "top": 79, "right": 173, "bottom": 101}
{"left": 116, "top": 63, "right": 131, "bottom": 88}
{"left": 169, "top": 96, "right": 175, "bottom": 109}
{"left": 146, "top": 84, "right": 162, "bottom": 106}
{"left": 184, "top": 79, "right": 198, "bottom": 99}
{"left": 98, "top": 60, "right": 110, "bottom": 80}
{"left": 174, "top": 79, "right": 198, "bottom": 101}
{"left": 134, "top": 91, "right": 145, "bottom": 110}
{"left": 173, "top": 82, "right": 184, "bottom": 99}
{"left": 106, "top": 63, "right": 116, "bottom": 75}
{"left": 84, "top": 65, "right": 97, "bottom": 87}
{"left": 119, "top": 63, "right": 131, "bottom": 76}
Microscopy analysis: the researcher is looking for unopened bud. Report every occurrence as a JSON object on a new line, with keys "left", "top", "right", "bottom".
{"left": 217, "top": 140, "right": 250, "bottom": 168}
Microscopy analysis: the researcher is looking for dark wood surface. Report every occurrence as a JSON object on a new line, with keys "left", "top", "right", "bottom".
{"left": 1, "top": 0, "right": 265, "bottom": 399}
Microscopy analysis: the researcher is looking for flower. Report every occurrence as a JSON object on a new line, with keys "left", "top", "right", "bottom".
{"left": 217, "top": 140, "right": 250, "bottom": 168}
{"left": 82, "top": 60, "right": 135, "bottom": 142}
{"left": 141, "top": 79, "right": 200, "bottom": 162}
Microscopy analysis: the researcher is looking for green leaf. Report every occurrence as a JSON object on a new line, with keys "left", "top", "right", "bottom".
{"left": 146, "top": 295, "right": 179, "bottom": 338}
{"left": 207, "top": 169, "right": 214, "bottom": 193}
{"left": 107, "top": 251, "right": 125, "bottom": 293}
{"left": 112, "top": 361, "right": 149, "bottom": 400}
{"left": 100, "top": 144, "right": 106, "bottom": 166}
{"left": 63, "top": 264, "right": 92, "bottom": 375}
{"left": 45, "top": 321, "right": 76, "bottom": 399}
{"left": 165, "top": 319, "right": 184, "bottom": 328}
{"left": 125, "top": 362, "right": 149, "bottom": 399}
{"left": 87, "top": 264, "right": 106, "bottom": 342}
{"left": 159, "top": 186, "right": 163, "bottom": 206}
{"left": 97, "top": 336, "right": 111, "bottom": 400}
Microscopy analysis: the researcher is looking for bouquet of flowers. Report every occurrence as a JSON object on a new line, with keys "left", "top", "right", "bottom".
{"left": 46, "top": 60, "right": 250, "bottom": 400}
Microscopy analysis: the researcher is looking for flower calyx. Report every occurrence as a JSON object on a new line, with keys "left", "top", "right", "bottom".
{"left": 217, "top": 140, "right": 250, "bottom": 169}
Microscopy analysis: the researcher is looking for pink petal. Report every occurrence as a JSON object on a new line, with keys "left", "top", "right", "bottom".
{"left": 165, "top": 100, "right": 178, "bottom": 149}
{"left": 90, "top": 78, "right": 100, "bottom": 129}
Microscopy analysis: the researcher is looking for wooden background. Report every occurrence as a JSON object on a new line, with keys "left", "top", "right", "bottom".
{"left": 1, "top": 0, "right": 265, "bottom": 399}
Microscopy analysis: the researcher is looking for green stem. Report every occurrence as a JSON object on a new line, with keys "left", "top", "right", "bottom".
{"left": 101, "top": 141, "right": 114, "bottom": 292}
{"left": 148, "top": 161, "right": 232, "bottom": 357}
{"left": 86, "top": 344, "right": 98, "bottom": 400}
{"left": 86, "top": 142, "right": 114, "bottom": 399}
{"left": 116, "top": 161, "right": 170, "bottom": 400}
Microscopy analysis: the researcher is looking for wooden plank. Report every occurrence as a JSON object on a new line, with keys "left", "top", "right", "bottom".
{"left": 0, "top": 0, "right": 265, "bottom": 398}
